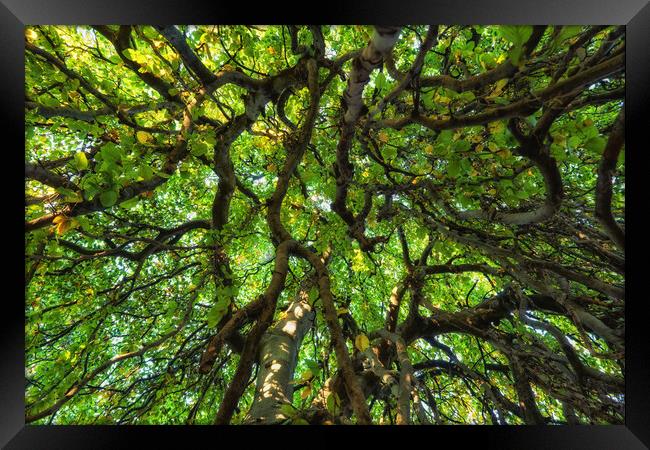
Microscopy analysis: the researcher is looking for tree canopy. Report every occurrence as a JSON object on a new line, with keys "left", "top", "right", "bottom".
{"left": 25, "top": 25, "right": 625, "bottom": 425}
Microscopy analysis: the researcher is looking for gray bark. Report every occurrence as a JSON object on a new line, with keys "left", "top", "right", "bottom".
{"left": 246, "top": 290, "right": 315, "bottom": 424}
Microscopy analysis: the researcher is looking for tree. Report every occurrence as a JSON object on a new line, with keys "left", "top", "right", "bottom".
{"left": 24, "top": 24, "right": 625, "bottom": 425}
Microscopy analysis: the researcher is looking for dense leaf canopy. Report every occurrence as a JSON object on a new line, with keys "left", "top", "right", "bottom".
{"left": 25, "top": 25, "right": 625, "bottom": 425}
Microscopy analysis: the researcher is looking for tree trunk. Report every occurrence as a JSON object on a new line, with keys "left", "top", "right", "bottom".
{"left": 246, "top": 288, "right": 315, "bottom": 424}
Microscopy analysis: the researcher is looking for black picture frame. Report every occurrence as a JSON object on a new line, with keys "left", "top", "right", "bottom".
{"left": 3, "top": 1, "right": 648, "bottom": 448}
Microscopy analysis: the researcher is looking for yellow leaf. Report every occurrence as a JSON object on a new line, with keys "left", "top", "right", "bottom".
{"left": 301, "top": 370, "right": 313, "bottom": 382}
{"left": 56, "top": 219, "right": 72, "bottom": 235}
{"left": 25, "top": 29, "right": 38, "bottom": 42}
{"left": 488, "top": 121, "right": 505, "bottom": 134}
{"left": 434, "top": 93, "right": 450, "bottom": 105}
{"left": 136, "top": 131, "right": 154, "bottom": 144}
{"left": 497, "top": 148, "right": 511, "bottom": 158}
{"left": 53, "top": 217, "right": 79, "bottom": 235}
{"left": 378, "top": 131, "right": 389, "bottom": 143}
{"left": 52, "top": 216, "right": 79, "bottom": 235}
{"left": 73, "top": 151, "right": 88, "bottom": 171}
{"left": 355, "top": 333, "right": 370, "bottom": 352}
{"left": 300, "top": 386, "right": 312, "bottom": 400}
{"left": 424, "top": 144, "right": 434, "bottom": 153}
{"left": 336, "top": 307, "right": 349, "bottom": 316}
{"left": 487, "top": 79, "right": 508, "bottom": 99}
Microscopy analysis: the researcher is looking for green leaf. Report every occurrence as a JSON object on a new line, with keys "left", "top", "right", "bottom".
{"left": 119, "top": 197, "right": 139, "bottom": 209}
{"left": 308, "top": 286, "right": 319, "bottom": 305}
{"left": 305, "top": 359, "right": 321, "bottom": 376}
{"left": 206, "top": 305, "right": 224, "bottom": 328}
{"left": 480, "top": 53, "right": 496, "bottom": 69}
{"left": 279, "top": 404, "right": 296, "bottom": 418}
{"left": 453, "top": 140, "right": 471, "bottom": 152}
{"left": 139, "top": 165, "right": 154, "bottom": 181}
{"left": 509, "top": 46, "right": 523, "bottom": 66}
{"left": 555, "top": 26, "right": 583, "bottom": 45}
{"left": 74, "top": 152, "right": 88, "bottom": 171}
{"left": 499, "top": 26, "right": 533, "bottom": 45}
{"left": 584, "top": 136, "right": 606, "bottom": 155}
{"left": 40, "top": 96, "right": 59, "bottom": 107}
{"left": 62, "top": 192, "right": 83, "bottom": 203}
{"left": 499, "top": 26, "right": 533, "bottom": 66}
{"left": 326, "top": 392, "right": 340, "bottom": 415}
{"left": 375, "top": 71, "right": 387, "bottom": 91}
{"left": 99, "top": 190, "right": 118, "bottom": 207}
{"left": 447, "top": 159, "right": 461, "bottom": 178}
{"left": 421, "top": 90, "right": 435, "bottom": 109}
{"left": 437, "top": 129, "right": 453, "bottom": 144}
{"left": 82, "top": 181, "right": 101, "bottom": 201}
{"left": 382, "top": 145, "right": 397, "bottom": 161}
{"left": 154, "top": 169, "right": 172, "bottom": 179}
{"left": 582, "top": 125, "right": 600, "bottom": 139}
{"left": 458, "top": 91, "right": 475, "bottom": 102}
{"left": 207, "top": 295, "right": 231, "bottom": 328}
{"left": 164, "top": 300, "right": 178, "bottom": 321}
{"left": 550, "top": 143, "right": 566, "bottom": 161}
{"left": 568, "top": 135, "right": 582, "bottom": 150}
{"left": 191, "top": 141, "right": 209, "bottom": 156}
{"left": 100, "top": 142, "right": 122, "bottom": 163}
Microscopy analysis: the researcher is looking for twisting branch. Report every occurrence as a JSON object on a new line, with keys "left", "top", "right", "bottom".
{"left": 332, "top": 26, "right": 401, "bottom": 251}
{"left": 595, "top": 108, "right": 625, "bottom": 251}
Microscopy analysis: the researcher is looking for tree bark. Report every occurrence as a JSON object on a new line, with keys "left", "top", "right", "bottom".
{"left": 246, "top": 286, "right": 315, "bottom": 424}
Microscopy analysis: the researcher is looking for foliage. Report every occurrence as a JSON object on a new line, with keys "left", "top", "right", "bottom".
{"left": 25, "top": 24, "right": 625, "bottom": 425}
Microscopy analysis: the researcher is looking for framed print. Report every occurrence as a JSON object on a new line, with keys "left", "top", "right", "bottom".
{"left": 3, "top": 0, "right": 649, "bottom": 448}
